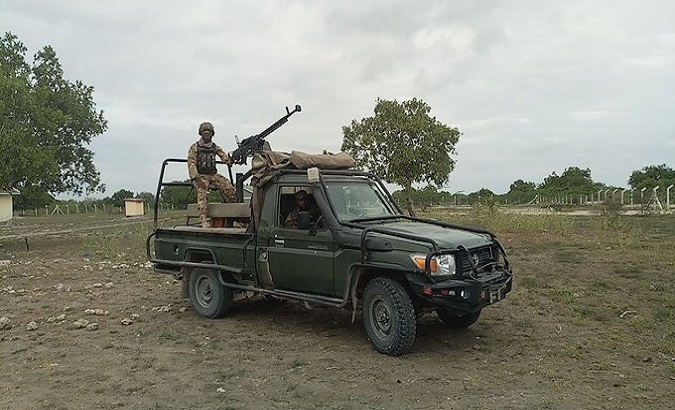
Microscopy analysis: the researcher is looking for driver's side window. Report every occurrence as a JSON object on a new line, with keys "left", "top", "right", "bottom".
{"left": 278, "top": 186, "right": 321, "bottom": 230}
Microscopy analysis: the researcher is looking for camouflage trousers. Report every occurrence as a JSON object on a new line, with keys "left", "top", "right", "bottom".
{"left": 195, "top": 173, "right": 237, "bottom": 227}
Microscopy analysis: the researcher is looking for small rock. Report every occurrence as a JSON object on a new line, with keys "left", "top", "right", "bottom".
{"left": 85, "top": 323, "right": 99, "bottom": 331}
{"left": 54, "top": 283, "right": 70, "bottom": 292}
{"left": 104, "top": 282, "right": 114, "bottom": 288}
{"left": 84, "top": 309, "right": 96, "bottom": 315}
{"left": 73, "top": 319, "right": 89, "bottom": 329}
{"left": 120, "top": 318, "right": 134, "bottom": 326}
{"left": 94, "top": 309, "right": 107, "bottom": 316}
{"left": 216, "top": 387, "right": 227, "bottom": 393}
{"left": 0, "top": 260, "right": 11, "bottom": 267}
{"left": 26, "top": 321, "right": 39, "bottom": 331}
{"left": 91, "top": 283, "right": 104, "bottom": 288}
{"left": 130, "top": 313, "right": 140, "bottom": 320}
{"left": 179, "top": 307, "right": 188, "bottom": 313}
{"left": 0, "top": 316, "right": 12, "bottom": 330}
{"left": 55, "top": 314, "right": 66, "bottom": 321}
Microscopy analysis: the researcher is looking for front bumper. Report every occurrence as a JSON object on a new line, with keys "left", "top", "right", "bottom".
{"left": 407, "top": 270, "right": 513, "bottom": 313}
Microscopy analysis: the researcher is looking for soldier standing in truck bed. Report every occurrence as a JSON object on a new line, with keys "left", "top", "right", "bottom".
{"left": 187, "top": 121, "right": 237, "bottom": 228}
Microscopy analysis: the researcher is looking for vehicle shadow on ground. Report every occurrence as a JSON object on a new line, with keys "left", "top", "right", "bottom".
{"left": 206, "top": 296, "right": 503, "bottom": 355}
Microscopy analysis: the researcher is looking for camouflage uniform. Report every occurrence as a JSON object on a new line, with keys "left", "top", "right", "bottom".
{"left": 188, "top": 122, "right": 237, "bottom": 228}
{"left": 284, "top": 208, "right": 301, "bottom": 229}
{"left": 284, "top": 190, "right": 309, "bottom": 229}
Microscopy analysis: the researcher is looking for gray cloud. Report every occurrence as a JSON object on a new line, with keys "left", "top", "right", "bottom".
{"left": 1, "top": 0, "right": 673, "bottom": 199}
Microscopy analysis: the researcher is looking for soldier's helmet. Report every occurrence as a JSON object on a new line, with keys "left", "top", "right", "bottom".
{"left": 198, "top": 122, "right": 215, "bottom": 136}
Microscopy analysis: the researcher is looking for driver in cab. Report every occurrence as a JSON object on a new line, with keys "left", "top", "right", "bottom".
{"left": 284, "top": 190, "right": 311, "bottom": 229}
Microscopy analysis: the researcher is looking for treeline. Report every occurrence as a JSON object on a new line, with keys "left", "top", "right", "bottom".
{"left": 393, "top": 165, "right": 675, "bottom": 207}
{"left": 14, "top": 164, "right": 675, "bottom": 211}
{"left": 14, "top": 188, "right": 156, "bottom": 211}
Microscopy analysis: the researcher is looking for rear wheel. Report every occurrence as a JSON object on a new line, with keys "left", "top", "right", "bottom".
{"left": 362, "top": 277, "right": 416, "bottom": 356}
{"left": 189, "top": 267, "right": 232, "bottom": 318}
{"left": 436, "top": 308, "right": 481, "bottom": 328}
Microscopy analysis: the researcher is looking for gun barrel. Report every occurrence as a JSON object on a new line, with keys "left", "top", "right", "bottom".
{"left": 229, "top": 103, "right": 302, "bottom": 165}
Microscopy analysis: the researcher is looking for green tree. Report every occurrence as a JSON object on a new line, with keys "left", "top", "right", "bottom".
{"left": 341, "top": 98, "right": 461, "bottom": 216}
{"left": 468, "top": 188, "right": 495, "bottom": 204}
{"left": 135, "top": 191, "right": 156, "bottom": 207}
{"left": 628, "top": 164, "right": 675, "bottom": 191}
{"left": 160, "top": 180, "right": 196, "bottom": 209}
{"left": 505, "top": 179, "right": 537, "bottom": 204}
{"left": 108, "top": 189, "right": 135, "bottom": 207}
{"left": 0, "top": 32, "right": 107, "bottom": 204}
{"left": 538, "top": 167, "right": 602, "bottom": 197}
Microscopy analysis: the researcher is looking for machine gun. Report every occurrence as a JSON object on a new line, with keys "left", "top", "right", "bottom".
{"left": 229, "top": 104, "right": 302, "bottom": 165}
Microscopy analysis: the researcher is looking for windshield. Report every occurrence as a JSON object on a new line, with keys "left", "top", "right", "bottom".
{"left": 324, "top": 179, "right": 399, "bottom": 222}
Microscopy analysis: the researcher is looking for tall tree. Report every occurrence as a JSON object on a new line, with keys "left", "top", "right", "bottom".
{"left": 135, "top": 191, "right": 156, "bottom": 207}
{"left": 108, "top": 189, "right": 135, "bottom": 208}
{"left": 341, "top": 98, "right": 461, "bottom": 216}
{"left": 0, "top": 32, "right": 107, "bottom": 202}
{"left": 538, "top": 167, "right": 601, "bottom": 196}
{"left": 505, "top": 179, "right": 537, "bottom": 204}
{"left": 628, "top": 164, "right": 675, "bottom": 191}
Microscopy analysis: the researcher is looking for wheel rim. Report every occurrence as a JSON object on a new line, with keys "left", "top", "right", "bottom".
{"left": 195, "top": 275, "right": 213, "bottom": 307}
{"left": 370, "top": 296, "right": 392, "bottom": 339}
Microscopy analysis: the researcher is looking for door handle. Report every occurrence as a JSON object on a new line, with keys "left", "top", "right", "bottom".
{"left": 274, "top": 239, "right": 285, "bottom": 247}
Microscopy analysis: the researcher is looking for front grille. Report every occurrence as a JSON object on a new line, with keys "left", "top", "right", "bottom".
{"left": 459, "top": 245, "right": 496, "bottom": 275}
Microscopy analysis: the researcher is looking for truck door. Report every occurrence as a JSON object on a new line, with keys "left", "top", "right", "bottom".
{"left": 267, "top": 186, "right": 335, "bottom": 295}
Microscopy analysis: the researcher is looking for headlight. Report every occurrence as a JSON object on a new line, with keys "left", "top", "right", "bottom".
{"left": 410, "top": 254, "right": 456, "bottom": 276}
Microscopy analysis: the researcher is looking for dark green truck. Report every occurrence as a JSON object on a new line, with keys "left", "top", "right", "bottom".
{"left": 147, "top": 151, "right": 512, "bottom": 356}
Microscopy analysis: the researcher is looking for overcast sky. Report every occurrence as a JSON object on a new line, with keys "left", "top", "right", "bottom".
{"left": 2, "top": 0, "right": 674, "bottom": 198}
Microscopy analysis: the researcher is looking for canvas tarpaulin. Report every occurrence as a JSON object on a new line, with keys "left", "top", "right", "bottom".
{"left": 249, "top": 150, "right": 355, "bottom": 228}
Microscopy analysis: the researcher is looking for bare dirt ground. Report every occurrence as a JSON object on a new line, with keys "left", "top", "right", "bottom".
{"left": 1, "top": 211, "right": 674, "bottom": 409}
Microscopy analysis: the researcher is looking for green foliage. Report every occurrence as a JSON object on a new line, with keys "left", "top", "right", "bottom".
{"left": 135, "top": 191, "right": 155, "bottom": 207}
{"left": 108, "top": 189, "right": 135, "bottom": 207}
{"left": 468, "top": 188, "right": 495, "bottom": 205}
{"left": 160, "top": 180, "right": 195, "bottom": 208}
{"left": 0, "top": 31, "right": 107, "bottom": 199}
{"left": 628, "top": 164, "right": 675, "bottom": 191}
{"left": 504, "top": 179, "right": 537, "bottom": 204}
{"left": 341, "top": 98, "right": 461, "bottom": 216}
{"left": 159, "top": 180, "right": 223, "bottom": 208}
{"left": 12, "top": 184, "right": 54, "bottom": 209}
{"left": 538, "top": 166, "right": 603, "bottom": 196}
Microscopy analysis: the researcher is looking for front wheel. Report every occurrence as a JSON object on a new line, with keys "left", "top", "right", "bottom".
{"left": 189, "top": 267, "right": 232, "bottom": 318}
{"left": 436, "top": 308, "right": 481, "bottom": 328}
{"left": 362, "top": 277, "right": 417, "bottom": 356}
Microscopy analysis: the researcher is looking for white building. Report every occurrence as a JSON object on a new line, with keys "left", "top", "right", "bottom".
{"left": 124, "top": 198, "right": 145, "bottom": 217}
{"left": 0, "top": 188, "right": 19, "bottom": 222}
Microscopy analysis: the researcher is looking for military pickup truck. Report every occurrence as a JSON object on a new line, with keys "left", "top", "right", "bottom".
{"left": 147, "top": 150, "right": 512, "bottom": 356}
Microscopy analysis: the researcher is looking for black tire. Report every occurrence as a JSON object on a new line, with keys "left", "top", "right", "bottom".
{"left": 362, "top": 277, "right": 417, "bottom": 356}
{"left": 436, "top": 308, "right": 481, "bottom": 328}
{"left": 188, "top": 267, "right": 232, "bottom": 318}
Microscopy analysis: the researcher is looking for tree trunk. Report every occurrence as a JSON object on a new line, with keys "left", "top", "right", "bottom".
{"left": 404, "top": 184, "right": 416, "bottom": 217}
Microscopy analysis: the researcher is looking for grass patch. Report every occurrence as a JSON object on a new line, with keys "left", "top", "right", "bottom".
{"left": 554, "top": 249, "right": 584, "bottom": 264}
{"left": 613, "top": 265, "right": 641, "bottom": 279}
{"left": 518, "top": 276, "right": 547, "bottom": 290}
